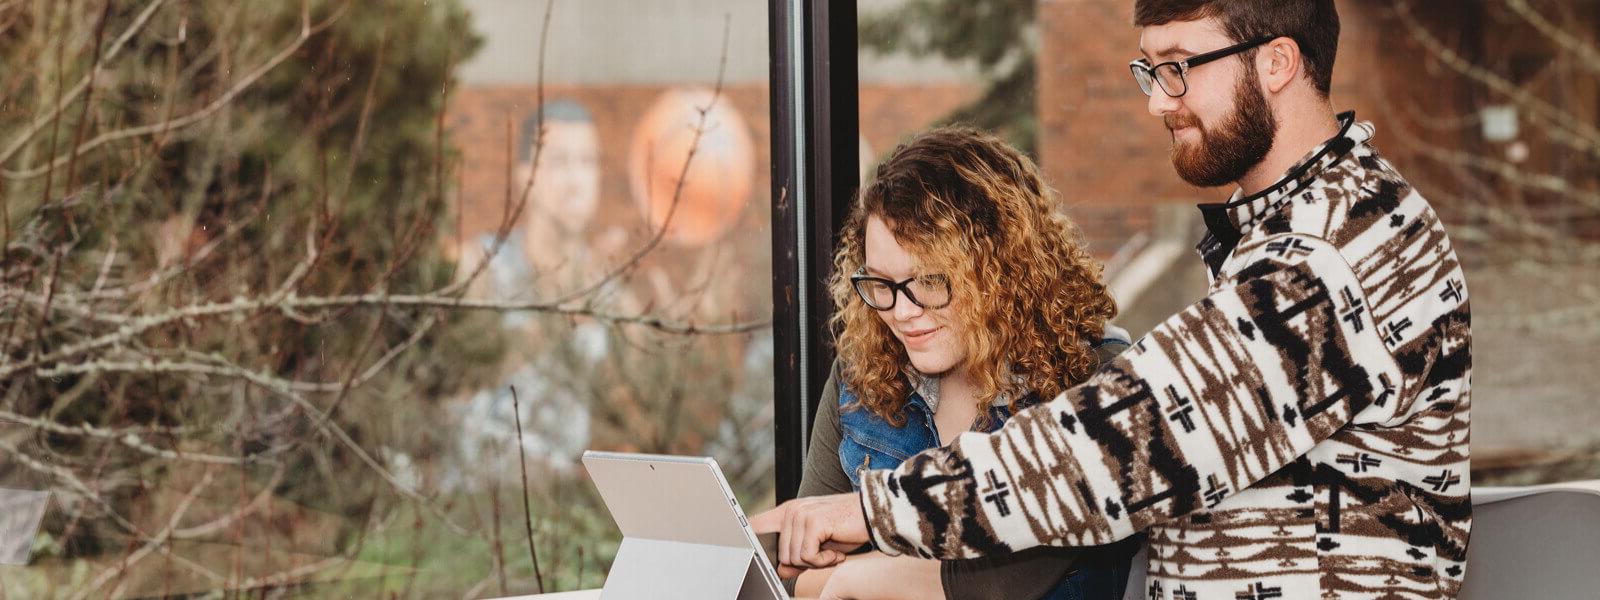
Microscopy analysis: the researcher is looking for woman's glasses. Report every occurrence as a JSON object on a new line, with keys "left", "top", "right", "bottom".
{"left": 850, "top": 269, "right": 952, "bottom": 311}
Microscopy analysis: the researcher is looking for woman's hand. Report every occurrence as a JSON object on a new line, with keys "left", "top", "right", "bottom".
{"left": 818, "top": 553, "right": 946, "bottom": 600}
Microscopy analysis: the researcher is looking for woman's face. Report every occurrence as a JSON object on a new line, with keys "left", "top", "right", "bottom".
{"left": 862, "top": 215, "right": 968, "bottom": 376}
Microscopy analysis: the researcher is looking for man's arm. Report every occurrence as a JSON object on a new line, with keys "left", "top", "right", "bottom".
{"left": 859, "top": 233, "right": 1402, "bottom": 559}
{"left": 931, "top": 335, "right": 1134, "bottom": 598}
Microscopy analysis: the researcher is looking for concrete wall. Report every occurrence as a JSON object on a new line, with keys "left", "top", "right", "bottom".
{"left": 457, "top": 0, "right": 979, "bottom": 86}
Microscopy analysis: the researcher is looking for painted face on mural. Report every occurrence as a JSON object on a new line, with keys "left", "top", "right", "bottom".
{"left": 517, "top": 118, "right": 602, "bottom": 235}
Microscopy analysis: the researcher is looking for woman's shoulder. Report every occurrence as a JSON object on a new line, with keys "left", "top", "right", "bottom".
{"left": 1097, "top": 323, "right": 1132, "bottom": 346}
{"left": 832, "top": 360, "right": 911, "bottom": 404}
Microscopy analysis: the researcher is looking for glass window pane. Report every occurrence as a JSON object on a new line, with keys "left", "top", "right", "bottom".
{"left": 859, "top": 0, "right": 1036, "bottom": 167}
{"left": 0, "top": 1, "right": 772, "bottom": 596}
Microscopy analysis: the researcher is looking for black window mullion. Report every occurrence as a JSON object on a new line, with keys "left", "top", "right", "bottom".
{"left": 769, "top": 0, "right": 858, "bottom": 503}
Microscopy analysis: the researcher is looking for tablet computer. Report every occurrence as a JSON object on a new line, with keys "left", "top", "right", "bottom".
{"left": 582, "top": 451, "right": 787, "bottom": 600}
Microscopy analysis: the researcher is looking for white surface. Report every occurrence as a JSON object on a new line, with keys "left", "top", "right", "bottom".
{"left": 0, "top": 488, "right": 49, "bottom": 565}
{"left": 493, "top": 591, "right": 601, "bottom": 600}
{"left": 602, "top": 538, "right": 751, "bottom": 600}
{"left": 582, "top": 453, "right": 751, "bottom": 548}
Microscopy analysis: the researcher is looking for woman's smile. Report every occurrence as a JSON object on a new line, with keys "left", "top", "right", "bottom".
{"left": 899, "top": 325, "right": 943, "bottom": 349}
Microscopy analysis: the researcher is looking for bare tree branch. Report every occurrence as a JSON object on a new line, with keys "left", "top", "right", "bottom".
{"left": 1393, "top": 0, "right": 1600, "bottom": 161}
{"left": 2, "top": 2, "right": 349, "bottom": 180}
{"left": 0, "top": 0, "right": 169, "bottom": 166}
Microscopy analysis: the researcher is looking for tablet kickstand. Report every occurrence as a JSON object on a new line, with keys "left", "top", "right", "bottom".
{"left": 601, "top": 536, "right": 782, "bottom": 600}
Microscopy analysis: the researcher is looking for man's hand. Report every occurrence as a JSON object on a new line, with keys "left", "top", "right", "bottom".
{"left": 749, "top": 493, "right": 871, "bottom": 578}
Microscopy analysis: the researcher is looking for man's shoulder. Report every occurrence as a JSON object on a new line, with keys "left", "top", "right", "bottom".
{"left": 1248, "top": 144, "right": 1443, "bottom": 262}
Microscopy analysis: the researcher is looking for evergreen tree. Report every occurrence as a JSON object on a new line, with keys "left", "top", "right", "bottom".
{"left": 861, "top": 0, "right": 1039, "bottom": 156}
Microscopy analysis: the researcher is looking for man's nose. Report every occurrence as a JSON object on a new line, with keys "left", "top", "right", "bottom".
{"left": 1147, "top": 86, "right": 1182, "bottom": 117}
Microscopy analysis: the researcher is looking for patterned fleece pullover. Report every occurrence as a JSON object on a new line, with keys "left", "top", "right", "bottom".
{"left": 858, "top": 113, "right": 1472, "bottom": 600}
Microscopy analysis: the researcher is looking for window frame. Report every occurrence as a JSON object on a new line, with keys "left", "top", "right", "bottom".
{"left": 768, "top": 0, "right": 858, "bottom": 501}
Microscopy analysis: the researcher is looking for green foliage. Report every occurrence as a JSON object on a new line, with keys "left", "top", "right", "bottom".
{"left": 0, "top": 2, "right": 776, "bottom": 596}
{"left": 0, "top": 0, "right": 505, "bottom": 585}
{"left": 861, "top": 0, "right": 1039, "bottom": 155}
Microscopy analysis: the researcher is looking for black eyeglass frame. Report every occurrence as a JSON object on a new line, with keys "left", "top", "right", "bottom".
{"left": 1129, "top": 35, "right": 1278, "bottom": 98}
{"left": 849, "top": 268, "right": 952, "bottom": 311}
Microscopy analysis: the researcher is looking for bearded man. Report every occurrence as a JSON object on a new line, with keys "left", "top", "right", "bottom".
{"left": 754, "top": 1, "right": 1473, "bottom": 598}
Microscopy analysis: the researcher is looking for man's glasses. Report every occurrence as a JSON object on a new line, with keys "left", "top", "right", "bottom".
{"left": 850, "top": 269, "right": 952, "bottom": 311}
{"left": 1130, "top": 36, "right": 1277, "bottom": 98}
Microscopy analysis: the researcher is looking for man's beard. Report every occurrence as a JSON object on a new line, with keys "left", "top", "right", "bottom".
{"left": 1166, "top": 73, "right": 1277, "bottom": 188}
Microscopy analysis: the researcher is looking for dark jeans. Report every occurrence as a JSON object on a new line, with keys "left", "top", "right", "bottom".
{"left": 1043, "top": 534, "right": 1144, "bottom": 600}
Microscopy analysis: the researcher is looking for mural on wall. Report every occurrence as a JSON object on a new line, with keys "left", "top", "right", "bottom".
{"left": 446, "top": 88, "right": 765, "bottom": 478}
{"left": 626, "top": 87, "right": 757, "bottom": 322}
{"left": 437, "top": 78, "right": 976, "bottom": 480}
{"left": 628, "top": 87, "right": 755, "bottom": 247}
{"left": 451, "top": 98, "right": 620, "bottom": 478}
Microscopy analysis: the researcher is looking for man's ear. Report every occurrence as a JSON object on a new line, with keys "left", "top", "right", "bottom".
{"left": 1260, "top": 36, "right": 1302, "bottom": 94}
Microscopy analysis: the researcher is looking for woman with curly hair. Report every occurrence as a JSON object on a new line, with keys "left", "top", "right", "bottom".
{"left": 793, "top": 126, "right": 1140, "bottom": 600}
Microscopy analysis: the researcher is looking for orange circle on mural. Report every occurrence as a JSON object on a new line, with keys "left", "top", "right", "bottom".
{"left": 628, "top": 88, "right": 755, "bottom": 247}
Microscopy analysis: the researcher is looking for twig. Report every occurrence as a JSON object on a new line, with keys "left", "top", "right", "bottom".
{"left": 0, "top": 409, "right": 258, "bottom": 465}
{"left": 1392, "top": 0, "right": 1600, "bottom": 160}
{"left": 63, "top": 0, "right": 117, "bottom": 191}
{"left": 171, "top": 464, "right": 288, "bottom": 539}
{"left": 510, "top": 385, "right": 545, "bottom": 594}
{"left": 490, "top": 477, "right": 508, "bottom": 596}
{"left": 2, "top": 291, "right": 766, "bottom": 382}
{"left": 20, "top": 349, "right": 472, "bottom": 535}
{"left": 70, "top": 470, "right": 216, "bottom": 600}
{"left": 1504, "top": 0, "right": 1600, "bottom": 76}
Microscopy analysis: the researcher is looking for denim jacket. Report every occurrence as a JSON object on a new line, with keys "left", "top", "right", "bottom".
{"left": 837, "top": 374, "right": 1019, "bottom": 489}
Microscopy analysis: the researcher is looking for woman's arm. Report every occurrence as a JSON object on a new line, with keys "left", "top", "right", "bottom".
{"left": 817, "top": 552, "right": 944, "bottom": 600}
{"left": 795, "top": 564, "right": 838, "bottom": 598}
{"left": 797, "top": 360, "right": 853, "bottom": 498}
{"left": 790, "top": 361, "right": 854, "bottom": 595}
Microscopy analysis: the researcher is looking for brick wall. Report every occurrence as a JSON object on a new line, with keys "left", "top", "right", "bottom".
{"left": 1037, "top": 0, "right": 1226, "bottom": 255}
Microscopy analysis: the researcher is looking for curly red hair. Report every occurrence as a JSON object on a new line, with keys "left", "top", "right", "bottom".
{"left": 830, "top": 126, "right": 1117, "bottom": 426}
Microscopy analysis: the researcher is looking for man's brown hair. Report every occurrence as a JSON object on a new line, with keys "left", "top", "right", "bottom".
{"left": 1134, "top": 0, "right": 1339, "bottom": 97}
